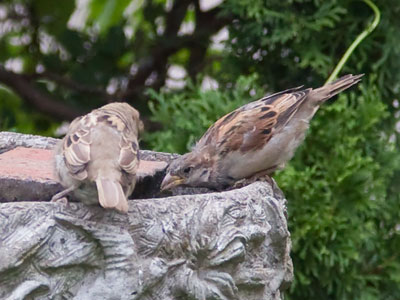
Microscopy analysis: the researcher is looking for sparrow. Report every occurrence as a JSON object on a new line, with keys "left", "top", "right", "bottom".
{"left": 161, "top": 74, "right": 363, "bottom": 191}
{"left": 52, "top": 102, "right": 143, "bottom": 213}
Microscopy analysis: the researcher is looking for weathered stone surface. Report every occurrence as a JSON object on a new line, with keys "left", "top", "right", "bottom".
{"left": 0, "top": 131, "right": 58, "bottom": 153}
{"left": 0, "top": 132, "right": 293, "bottom": 299}
{"left": 0, "top": 182, "right": 292, "bottom": 300}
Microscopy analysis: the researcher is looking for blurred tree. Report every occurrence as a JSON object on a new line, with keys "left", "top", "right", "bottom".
{"left": 0, "top": 0, "right": 398, "bottom": 131}
{"left": 1, "top": 0, "right": 400, "bottom": 299}
{"left": 0, "top": 0, "right": 231, "bottom": 130}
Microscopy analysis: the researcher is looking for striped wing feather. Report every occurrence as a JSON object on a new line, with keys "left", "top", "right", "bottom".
{"left": 197, "top": 88, "right": 310, "bottom": 155}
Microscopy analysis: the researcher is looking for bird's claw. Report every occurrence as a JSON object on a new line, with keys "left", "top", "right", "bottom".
{"left": 51, "top": 196, "right": 69, "bottom": 205}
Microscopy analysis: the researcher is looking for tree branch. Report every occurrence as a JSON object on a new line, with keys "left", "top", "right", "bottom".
{"left": 34, "top": 71, "right": 110, "bottom": 100}
{"left": 0, "top": 66, "right": 83, "bottom": 120}
{"left": 187, "top": 3, "right": 230, "bottom": 79}
{"left": 124, "top": 0, "right": 193, "bottom": 99}
{"left": 122, "top": 1, "right": 232, "bottom": 100}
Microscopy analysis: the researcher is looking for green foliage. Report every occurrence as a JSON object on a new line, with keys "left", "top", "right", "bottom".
{"left": 144, "top": 75, "right": 263, "bottom": 153}
{"left": 33, "top": 0, "right": 75, "bottom": 35}
{"left": 221, "top": 0, "right": 400, "bottom": 101}
{"left": 88, "top": 0, "right": 131, "bottom": 34}
{"left": 276, "top": 80, "right": 400, "bottom": 299}
{"left": 0, "top": 86, "right": 57, "bottom": 135}
{"left": 0, "top": 0, "right": 138, "bottom": 117}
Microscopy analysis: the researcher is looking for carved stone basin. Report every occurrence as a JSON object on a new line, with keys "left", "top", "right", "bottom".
{"left": 0, "top": 132, "right": 293, "bottom": 300}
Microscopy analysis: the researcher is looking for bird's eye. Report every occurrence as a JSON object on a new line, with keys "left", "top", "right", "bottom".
{"left": 183, "top": 166, "right": 193, "bottom": 174}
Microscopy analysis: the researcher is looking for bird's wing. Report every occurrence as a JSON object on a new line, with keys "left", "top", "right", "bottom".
{"left": 197, "top": 87, "right": 310, "bottom": 154}
{"left": 118, "top": 134, "right": 139, "bottom": 175}
{"left": 63, "top": 115, "right": 93, "bottom": 180}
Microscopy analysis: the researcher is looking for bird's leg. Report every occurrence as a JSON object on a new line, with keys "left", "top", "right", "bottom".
{"left": 51, "top": 186, "right": 75, "bottom": 204}
{"left": 232, "top": 167, "right": 276, "bottom": 189}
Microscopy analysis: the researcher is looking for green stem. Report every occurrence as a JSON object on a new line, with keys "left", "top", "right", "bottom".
{"left": 325, "top": 0, "right": 380, "bottom": 84}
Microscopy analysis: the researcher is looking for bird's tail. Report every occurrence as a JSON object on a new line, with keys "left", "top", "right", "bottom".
{"left": 312, "top": 74, "right": 364, "bottom": 103}
{"left": 95, "top": 178, "right": 129, "bottom": 213}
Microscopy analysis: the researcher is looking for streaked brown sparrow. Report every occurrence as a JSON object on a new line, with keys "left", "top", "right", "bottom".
{"left": 52, "top": 102, "right": 143, "bottom": 213}
{"left": 161, "top": 74, "right": 363, "bottom": 191}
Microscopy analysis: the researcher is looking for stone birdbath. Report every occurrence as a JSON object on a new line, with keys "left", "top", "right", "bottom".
{"left": 0, "top": 131, "right": 293, "bottom": 300}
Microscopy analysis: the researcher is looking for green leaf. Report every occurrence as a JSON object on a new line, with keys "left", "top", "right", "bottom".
{"left": 88, "top": 0, "right": 131, "bottom": 34}
{"left": 33, "top": 0, "right": 75, "bottom": 34}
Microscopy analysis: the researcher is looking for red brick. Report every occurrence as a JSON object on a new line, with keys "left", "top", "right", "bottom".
{"left": 0, "top": 147, "right": 167, "bottom": 182}
{"left": 0, "top": 147, "right": 55, "bottom": 182}
{"left": 0, "top": 147, "right": 168, "bottom": 202}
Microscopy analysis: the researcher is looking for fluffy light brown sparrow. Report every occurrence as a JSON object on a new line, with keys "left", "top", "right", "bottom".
{"left": 161, "top": 74, "right": 363, "bottom": 191}
{"left": 52, "top": 102, "right": 143, "bottom": 213}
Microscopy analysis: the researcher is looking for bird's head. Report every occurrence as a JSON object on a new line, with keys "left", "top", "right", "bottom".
{"left": 160, "top": 150, "right": 213, "bottom": 191}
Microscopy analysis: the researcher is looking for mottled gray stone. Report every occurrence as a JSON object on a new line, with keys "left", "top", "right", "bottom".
{"left": 0, "top": 182, "right": 292, "bottom": 299}
{"left": 0, "top": 132, "right": 293, "bottom": 299}
{"left": 0, "top": 176, "right": 61, "bottom": 203}
{"left": 0, "top": 131, "right": 58, "bottom": 153}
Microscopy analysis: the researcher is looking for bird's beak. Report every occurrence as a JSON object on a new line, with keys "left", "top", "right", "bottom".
{"left": 160, "top": 173, "right": 185, "bottom": 191}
